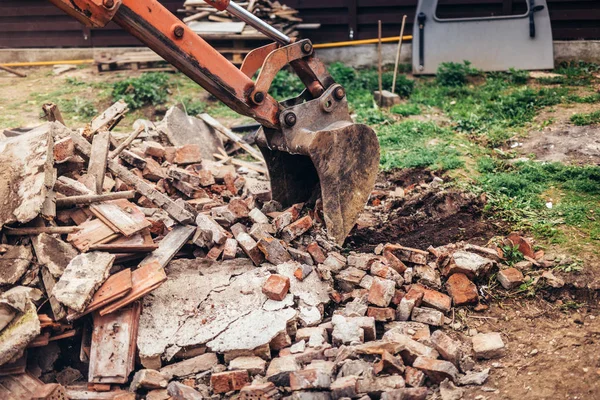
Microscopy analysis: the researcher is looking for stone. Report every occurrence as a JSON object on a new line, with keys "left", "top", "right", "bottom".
{"left": 195, "top": 214, "right": 231, "bottom": 247}
{"left": 336, "top": 267, "right": 367, "bottom": 288}
{"left": 472, "top": 332, "right": 506, "bottom": 359}
{"left": 381, "top": 388, "right": 427, "bottom": 400}
{"left": 404, "top": 366, "right": 426, "bottom": 387}
{"left": 290, "top": 340, "right": 306, "bottom": 354}
{"left": 322, "top": 253, "right": 346, "bottom": 273}
{"left": 0, "top": 245, "right": 33, "bottom": 285}
{"left": 307, "top": 242, "right": 327, "bottom": 264}
{"left": 368, "top": 278, "right": 396, "bottom": 307}
{"left": 32, "top": 234, "right": 78, "bottom": 278}
{"left": 445, "top": 273, "right": 478, "bottom": 306}
{"left": 159, "top": 353, "right": 219, "bottom": 380}
{"left": 330, "top": 376, "right": 358, "bottom": 400}
{"left": 332, "top": 315, "right": 364, "bottom": 346}
{"left": 167, "top": 381, "right": 204, "bottom": 400}
{"left": 497, "top": 268, "right": 524, "bottom": 289}
{"left": 411, "top": 307, "right": 444, "bottom": 326}
{"left": 248, "top": 208, "right": 269, "bottom": 224}
{"left": 367, "top": 307, "right": 395, "bottom": 322}
{"left": 413, "top": 356, "right": 459, "bottom": 383}
{"left": 53, "top": 252, "right": 115, "bottom": 312}
{"left": 373, "top": 351, "right": 405, "bottom": 375}
{"left": 281, "top": 216, "right": 313, "bottom": 242}
{"left": 146, "top": 389, "right": 170, "bottom": 400}
{"left": 211, "top": 370, "right": 250, "bottom": 394}
{"left": 290, "top": 369, "right": 332, "bottom": 391}
{"left": 262, "top": 274, "right": 291, "bottom": 301}
{"left": 464, "top": 244, "right": 502, "bottom": 263}
{"left": 271, "top": 331, "right": 293, "bottom": 351}
{"left": 377, "top": 332, "right": 439, "bottom": 364}
{"left": 289, "top": 248, "right": 314, "bottom": 266}
{"left": 383, "top": 322, "right": 430, "bottom": 341}
{"left": 414, "top": 263, "right": 441, "bottom": 289}
{"left": 266, "top": 356, "right": 301, "bottom": 387}
{"left": 459, "top": 368, "right": 490, "bottom": 386}
{"left": 440, "top": 379, "right": 464, "bottom": 400}
{"left": 397, "top": 290, "right": 423, "bottom": 321}
{"left": 445, "top": 251, "right": 494, "bottom": 279}
{"left": 130, "top": 369, "right": 168, "bottom": 391}
{"left": 229, "top": 356, "right": 267, "bottom": 376}
{"left": 258, "top": 236, "right": 293, "bottom": 265}
{"left": 347, "top": 253, "right": 378, "bottom": 271}
{"left": 0, "top": 298, "right": 40, "bottom": 366}
{"left": 431, "top": 330, "right": 462, "bottom": 365}
{"left": 374, "top": 90, "right": 401, "bottom": 107}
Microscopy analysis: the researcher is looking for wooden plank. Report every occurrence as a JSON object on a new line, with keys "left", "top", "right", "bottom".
{"left": 67, "top": 268, "right": 133, "bottom": 321}
{"left": 56, "top": 191, "right": 136, "bottom": 208}
{"left": 67, "top": 218, "right": 119, "bottom": 252}
{"left": 99, "top": 262, "right": 166, "bottom": 316}
{"left": 139, "top": 225, "right": 196, "bottom": 269}
{"left": 89, "top": 302, "right": 141, "bottom": 384}
{"left": 70, "top": 131, "right": 194, "bottom": 225}
{"left": 4, "top": 226, "right": 80, "bottom": 236}
{"left": 41, "top": 266, "right": 67, "bottom": 321}
{"left": 90, "top": 199, "right": 151, "bottom": 237}
{"left": 87, "top": 131, "right": 111, "bottom": 194}
{"left": 0, "top": 354, "right": 26, "bottom": 376}
{"left": 87, "top": 101, "right": 128, "bottom": 138}
{"left": 199, "top": 113, "right": 264, "bottom": 162}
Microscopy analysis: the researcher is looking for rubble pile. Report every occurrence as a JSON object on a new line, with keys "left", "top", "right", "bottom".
{"left": 0, "top": 100, "right": 558, "bottom": 399}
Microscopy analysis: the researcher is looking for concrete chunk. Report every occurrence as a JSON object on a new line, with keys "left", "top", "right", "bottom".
{"left": 413, "top": 356, "right": 459, "bottom": 383}
{"left": 472, "top": 332, "right": 506, "bottom": 359}
{"left": 159, "top": 353, "right": 219, "bottom": 380}
{"left": 0, "top": 245, "right": 33, "bottom": 285}
{"left": 0, "top": 298, "right": 40, "bottom": 366}
{"left": 32, "top": 233, "right": 78, "bottom": 278}
{"left": 229, "top": 356, "right": 267, "bottom": 376}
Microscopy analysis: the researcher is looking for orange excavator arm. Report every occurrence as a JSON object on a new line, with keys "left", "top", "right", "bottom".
{"left": 47, "top": 0, "right": 380, "bottom": 245}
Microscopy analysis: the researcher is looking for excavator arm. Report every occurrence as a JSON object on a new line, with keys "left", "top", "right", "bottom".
{"left": 47, "top": 0, "right": 380, "bottom": 244}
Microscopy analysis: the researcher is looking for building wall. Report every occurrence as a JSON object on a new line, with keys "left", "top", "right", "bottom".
{"left": 1, "top": 0, "right": 599, "bottom": 49}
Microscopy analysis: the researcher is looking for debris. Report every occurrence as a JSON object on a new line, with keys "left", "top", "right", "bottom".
{"left": 0, "top": 298, "right": 40, "bottom": 365}
{"left": 211, "top": 370, "right": 250, "bottom": 393}
{"left": 497, "top": 268, "right": 524, "bottom": 290}
{"left": 262, "top": 274, "right": 291, "bottom": 301}
{"left": 167, "top": 381, "right": 205, "bottom": 400}
{"left": 440, "top": 378, "right": 464, "bottom": 400}
{"left": 472, "top": 333, "right": 506, "bottom": 360}
{"left": 0, "top": 245, "right": 33, "bottom": 285}
{"left": 229, "top": 356, "right": 267, "bottom": 375}
{"left": 159, "top": 353, "right": 219, "bottom": 380}
{"left": 445, "top": 273, "right": 478, "bottom": 306}
{"left": 412, "top": 356, "right": 459, "bottom": 383}
{"left": 445, "top": 251, "right": 494, "bottom": 279}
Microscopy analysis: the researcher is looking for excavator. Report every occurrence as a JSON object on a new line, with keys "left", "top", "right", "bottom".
{"left": 47, "top": 0, "right": 380, "bottom": 244}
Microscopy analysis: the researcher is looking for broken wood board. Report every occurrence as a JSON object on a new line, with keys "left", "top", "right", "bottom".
{"left": 0, "top": 123, "right": 54, "bottom": 228}
{"left": 67, "top": 218, "right": 119, "bottom": 252}
{"left": 90, "top": 229, "right": 156, "bottom": 253}
{"left": 41, "top": 267, "right": 67, "bottom": 321}
{"left": 67, "top": 268, "right": 133, "bottom": 321}
{"left": 86, "top": 131, "right": 111, "bottom": 194}
{"left": 139, "top": 225, "right": 195, "bottom": 268}
{"left": 87, "top": 101, "right": 128, "bottom": 138}
{"left": 199, "top": 113, "right": 264, "bottom": 161}
{"left": 0, "top": 373, "right": 44, "bottom": 399}
{"left": 99, "top": 261, "right": 166, "bottom": 316}
{"left": 89, "top": 302, "right": 141, "bottom": 384}
{"left": 90, "top": 199, "right": 151, "bottom": 237}
{"left": 69, "top": 131, "right": 194, "bottom": 224}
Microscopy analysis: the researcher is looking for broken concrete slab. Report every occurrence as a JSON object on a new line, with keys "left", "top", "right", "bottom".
{"left": 276, "top": 261, "right": 331, "bottom": 307}
{"left": 0, "top": 298, "right": 40, "bottom": 366}
{"left": 32, "top": 233, "right": 78, "bottom": 278}
{"left": 0, "top": 123, "right": 54, "bottom": 228}
{"left": 156, "top": 106, "right": 224, "bottom": 160}
{"left": 53, "top": 252, "right": 115, "bottom": 312}
{"left": 228, "top": 356, "right": 267, "bottom": 375}
{"left": 159, "top": 352, "right": 218, "bottom": 380}
{"left": 0, "top": 245, "right": 32, "bottom": 285}
{"left": 445, "top": 251, "right": 494, "bottom": 279}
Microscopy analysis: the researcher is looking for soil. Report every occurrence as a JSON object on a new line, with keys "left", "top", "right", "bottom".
{"left": 520, "top": 103, "right": 600, "bottom": 165}
{"left": 347, "top": 169, "right": 505, "bottom": 252}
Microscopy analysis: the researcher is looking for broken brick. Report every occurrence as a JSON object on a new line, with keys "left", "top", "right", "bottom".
{"left": 222, "top": 238, "right": 238, "bottom": 260}
{"left": 397, "top": 289, "right": 423, "bottom": 321}
{"left": 367, "top": 307, "right": 395, "bottom": 322}
{"left": 294, "top": 264, "right": 313, "bottom": 281}
{"left": 409, "top": 284, "right": 451, "bottom": 313}
{"left": 472, "top": 332, "right": 506, "bottom": 359}
{"left": 368, "top": 278, "right": 396, "bottom": 307}
{"left": 174, "top": 144, "right": 203, "bottom": 165}
{"left": 445, "top": 273, "right": 478, "bottom": 306}
{"left": 54, "top": 137, "right": 74, "bottom": 163}
{"left": 231, "top": 223, "right": 264, "bottom": 265}
{"left": 430, "top": 330, "right": 462, "bottom": 365}
{"left": 274, "top": 204, "right": 302, "bottom": 231}
{"left": 281, "top": 216, "right": 313, "bottom": 242}
{"left": 497, "top": 268, "right": 524, "bottom": 289}
{"left": 306, "top": 242, "right": 327, "bottom": 264}
{"left": 211, "top": 370, "right": 250, "bottom": 394}
{"left": 373, "top": 351, "right": 405, "bottom": 375}
{"left": 262, "top": 275, "right": 291, "bottom": 301}
{"left": 404, "top": 366, "right": 426, "bottom": 388}
{"left": 412, "top": 356, "right": 459, "bottom": 383}
{"left": 289, "top": 369, "right": 332, "bottom": 391}
{"left": 257, "top": 236, "right": 292, "bottom": 265}
{"left": 411, "top": 307, "right": 445, "bottom": 326}
{"left": 384, "top": 244, "right": 428, "bottom": 265}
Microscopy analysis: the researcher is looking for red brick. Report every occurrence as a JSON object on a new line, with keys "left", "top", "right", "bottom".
{"left": 211, "top": 370, "right": 250, "bottom": 394}
{"left": 384, "top": 244, "right": 428, "bottom": 265}
{"left": 367, "top": 307, "right": 395, "bottom": 322}
{"left": 497, "top": 268, "right": 524, "bottom": 289}
{"left": 281, "top": 216, "right": 313, "bottom": 243}
{"left": 368, "top": 278, "right": 396, "bottom": 307}
{"left": 412, "top": 356, "right": 459, "bottom": 383}
{"left": 374, "top": 351, "right": 405, "bottom": 375}
{"left": 144, "top": 142, "right": 166, "bottom": 159}
{"left": 391, "top": 289, "right": 405, "bottom": 306}
{"left": 273, "top": 204, "right": 302, "bottom": 231}
{"left": 507, "top": 233, "right": 535, "bottom": 258}
{"left": 289, "top": 369, "right": 331, "bottom": 391}
{"left": 384, "top": 250, "right": 408, "bottom": 274}
{"left": 445, "top": 273, "right": 478, "bottom": 306}
{"left": 404, "top": 366, "right": 426, "bottom": 388}
{"left": 54, "top": 137, "right": 74, "bottom": 163}
{"left": 409, "top": 284, "right": 451, "bottom": 313}
{"left": 306, "top": 242, "right": 327, "bottom": 264}
{"left": 262, "top": 275, "right": 290, "bottom": 301}
{"left": 174, "top": 144, "right": 202, "bottom": 165}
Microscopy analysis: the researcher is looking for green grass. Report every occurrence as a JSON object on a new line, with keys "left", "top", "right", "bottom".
{"left": 390, "top": 103, "right": 421, "bottom": 117}
{"left": 570, "top": 110, "right": 600, "bottom": 126}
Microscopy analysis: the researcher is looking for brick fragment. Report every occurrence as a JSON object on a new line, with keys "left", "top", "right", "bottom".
{"left": 383, "top": 250, "right": 408, "bottom": 274}
{"left": 306, "top": 242, "right": 327, "bottom": 264}
{"left": 273, "top": 204, "right": 302, "bottom": 231}
{"left": 281, "top": 216, "right": 313, "bottom": 242}
{"left": 507, "top": 233, "right": 535, "bottom": 258}
{"left": 396, "top": 290, "right": 423, "bottom": 321}
{"left": 211, "top": 370, "right": 250, "bottom": 394}
{"left": 289, "top": 248, "right": 314, "bottom": 266}
{"left": 172, "top": 180, "right": 208, "bottom": 199}
{"left": 174, "top": 144, "right": 202, "bottom": 165}
{"left": 144, "top": 142, "right": 166, "bottom": 158}
{"left": 368, "top": 278, "right": 396, "bottom": 307}
{"left": 381, "top": 388, "right": 427, "bottom": 400}
{"left": 54, "top": 137, "right": 74, "bottom": 163}
{"left": 384, "top": 244, "right": 428, "bottom": 265}
{"left": 404, "top": 366, "right": 426, "bottom": 387}
{"left": 497, "top": 268, "right": 524, "bottom": 289}
{"left": 222, "top": 239, "right": 238, "bottom": 260}
{"left": 411, "top": 307, "right": 445, "bottom": 326}
{"left": 445, "top": 273, "right": 478, "bottom": 306}
{"left": 239, "top": 382, "right": 280, "bottom": 400}
{"left": 347, "top": 253, "right": 379, "bottom": 271}
{"left": 143, "top": 157, "right": 166, "bottom": 182}
{"left": 336, "top": 267, "right": 366, "bottom": 288}
{"left": 257, "top": 236, "right": 292, "bottom": 265}
{"left": 231, "top": 223, "right": 264, "bottom": 265}
{"left": 322, "top": 252, "right": 346, "bottom": 273}
{"left": 444, "top": 251, "right": 494, "bottom": 279}
{"left": 430, "top": 330, "right": 462, "bottom": 365}
{"left": 412, "top": 356, "right": 459, "bottom": 383}
{"left": 248, "top": 208, "right": 269, "bottom": 224}
{"left": 409, "top": 284, "right": 451, "bottom": 313}
{"left": 367, "top": 307, "right": 395, "bottom": 322}
{"left": 266, "top": 356, "right": 300, "bottom": 387}
{"left": 330, "top": 376, "right": 358, "bottom": 400}
{"left": 120, "top": 150, "right": 147, "bottom": 169}
{"left": 195, "top": 214, "right": 231, "bottom": 247}
{"left": 229, "top": 356, "right": 267, "bottom": 376}
{"left": 294, "top": 264, "right": 313, "bottom": 281}
{"left": 373, "top": 351, "right": 405, "bottom": 375}
{"left": 289, "top": 369, "right": 332, "bottom": 391}
{"left": 262, "top": 274, "right": 291, "bottom": 301}
{"left": 472, "top": 332, "right": 506, "bottom": 359}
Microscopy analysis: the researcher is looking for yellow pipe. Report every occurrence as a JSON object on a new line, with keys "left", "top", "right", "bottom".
{"left": 0, "top": 59, "right": 94, "bottom": 68}
{"left": 314, "top": 35, "right": 412, "bottom": 49}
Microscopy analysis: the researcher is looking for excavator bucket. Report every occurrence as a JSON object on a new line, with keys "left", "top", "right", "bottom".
{"left": 257, "top": 85, "right": 380, "bottom": 245}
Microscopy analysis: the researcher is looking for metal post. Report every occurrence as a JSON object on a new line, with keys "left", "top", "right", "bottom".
{"left": 226, "top": 2, "right": 291, "bottom": 45}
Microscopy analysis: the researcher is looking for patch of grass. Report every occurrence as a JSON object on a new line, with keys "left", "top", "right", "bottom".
{"left": 506, "top": 68, "right": 529, "bottom": 85}
{"left": 390, "top": 103, "right": 421, "bottom": 117}
{"left": 178, "top": 96, "right": 206, "bottom": 116}
{"left": 554, "top": 61, "right": 600, "bottom": 86}
{"left": 570, "top": 110, "right": 600, "bottom": 126}
{"left": 436, "top": 61, "right": 480, "bottom": 87}
{"left": 269, "top": 69, "right": 305, "bottom": 100}
{"left": 112, "top": 72, "right": 171, "bottom": 110}
{"left": 567, "top": 93, "right": 600, "bottom": 104}
{"left": 60, "top": 97, "right": 98, "bottom": 120}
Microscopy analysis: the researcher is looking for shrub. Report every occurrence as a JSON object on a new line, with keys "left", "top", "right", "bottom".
{"left": 112, "top": 72, "right": 171, "bottom": 110}
{"left": 436, "top": 61, "right": 479, "bottom": 87}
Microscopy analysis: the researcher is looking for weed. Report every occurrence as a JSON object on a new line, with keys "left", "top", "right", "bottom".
{"left": 65, "top": 77, "right": 87, "bottom": 86}
{"left": 436, "top": 61, "right": 479, "bottom": 87}
{"left": 178, "top": 96, "right": 206, "bottom": 116}
{"left": 112, "top": 72, "right": 171, "bottom": 110}
{"left": 499, "top": 245, "right": 524, "bottom": 266}
{"left": 390, "top": 103, "right": 421, "bottom": 117}
{"left": 507, "top": 68, "right": 529, "bottom": 85}
{"left": 560, "top": 300, "right": 584, "bottom": 311}
{"left": 570, "top": 110, "right": 600, "bottom": 126}
{"left": 60, "top": 97, "right": 97, "bottom": 120}
{"left": 517, "top": 278, "right": 537, "bottom": 297}
{"left": 269, "top": 69, "right": 305, "bottom": 100}
{"left": 554, "top": 261, "right": 583, "bottom": 274}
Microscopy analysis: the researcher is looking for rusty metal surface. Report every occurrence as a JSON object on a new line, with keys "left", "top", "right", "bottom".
{"left": 258, "top": 84, "right": 380, "bottom": 244}
{"left": 46, "top": 0, "right": 122, "bottom": 28}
